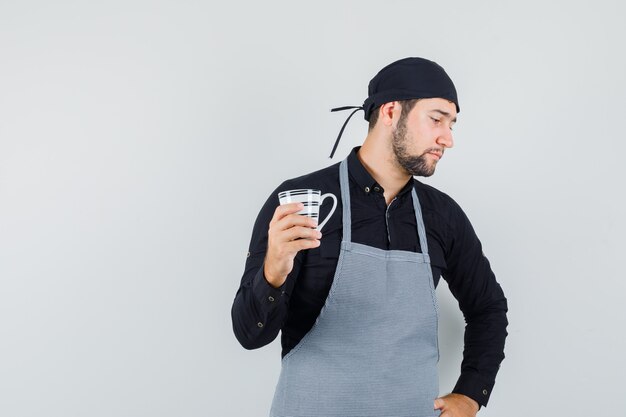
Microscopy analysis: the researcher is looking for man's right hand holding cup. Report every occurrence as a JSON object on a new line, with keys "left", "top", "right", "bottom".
{"left": 264, "top": 202, "right": 322, "bottom": 288}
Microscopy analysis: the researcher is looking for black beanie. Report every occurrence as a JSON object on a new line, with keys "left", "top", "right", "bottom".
{"left": 362, "top": 57, "right": 459, "bottom": 121}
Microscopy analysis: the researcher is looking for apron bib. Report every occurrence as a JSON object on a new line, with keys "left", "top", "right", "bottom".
{"left": 270, "top": 158, "right": 440, "bottom": 417}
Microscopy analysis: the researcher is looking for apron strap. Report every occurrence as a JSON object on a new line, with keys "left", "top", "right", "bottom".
{"left": 411, "top": 188, "right": 430, "bottom": 257}
{"left": 339, "top": 158, "right": 352, "bottom": 243}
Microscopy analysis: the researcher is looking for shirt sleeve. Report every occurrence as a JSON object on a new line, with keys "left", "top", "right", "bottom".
{"left": 441, "top": 196, "right": 509, "bottom": 408}
{"left": 231, "top": 182, "right": 303, "bottom": 350}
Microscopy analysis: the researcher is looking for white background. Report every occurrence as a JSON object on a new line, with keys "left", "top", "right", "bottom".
{"left": 1, "top": 1, "right": 624, "bottom": 416}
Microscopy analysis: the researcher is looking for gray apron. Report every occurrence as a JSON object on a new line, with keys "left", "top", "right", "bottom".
{"left": 270, "top": 158, "right": 440, "bottom": 417}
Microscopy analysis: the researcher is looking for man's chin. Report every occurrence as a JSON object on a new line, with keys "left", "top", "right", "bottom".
{"left": 410, "top": 163, "right": 437, "bottom": 177}
{"left": 397, "top": 155, "right": 437, "bottom": 177}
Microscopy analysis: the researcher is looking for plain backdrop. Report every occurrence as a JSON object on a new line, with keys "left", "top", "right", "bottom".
{"left": 1, "top": 1, "right": 625, "bottom": 416}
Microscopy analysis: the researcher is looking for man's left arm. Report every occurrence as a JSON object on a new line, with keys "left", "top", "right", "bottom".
{"left": 439, "top": 196, "right": 509, "bottom": 410}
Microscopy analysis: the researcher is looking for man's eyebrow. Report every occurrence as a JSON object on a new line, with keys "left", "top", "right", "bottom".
{"left": 430, "top": 109, "right": 457, "bottom": 123}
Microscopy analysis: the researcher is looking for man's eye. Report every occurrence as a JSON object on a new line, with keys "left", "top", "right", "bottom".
{"left": 430, "top": 117, "right": 440, "bottom": 123}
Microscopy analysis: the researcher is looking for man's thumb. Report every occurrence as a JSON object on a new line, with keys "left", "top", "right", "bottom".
{"left": 434, "top": 398, "right": 445, "bottom": 409}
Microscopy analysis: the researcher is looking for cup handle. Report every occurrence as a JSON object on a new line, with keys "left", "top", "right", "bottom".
{"left": 316, "top": 193, "right": 338, "bottom": 232}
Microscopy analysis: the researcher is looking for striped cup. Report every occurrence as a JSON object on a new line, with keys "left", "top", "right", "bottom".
{"left": 277, "top": 189, "right": 337, "bottom": 232}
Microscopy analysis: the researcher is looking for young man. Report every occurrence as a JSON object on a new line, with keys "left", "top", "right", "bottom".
{"left": 232, "top": 57, "right": 508, "bottom": 417}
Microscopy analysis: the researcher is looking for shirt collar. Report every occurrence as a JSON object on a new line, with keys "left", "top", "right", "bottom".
{"left": 347, "top": 146, "right": 414, "bottom": 197}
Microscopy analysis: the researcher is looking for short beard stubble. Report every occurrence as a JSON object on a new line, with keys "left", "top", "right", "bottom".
{"left": 391, "top": 110, "right": 439, "bottom": 177}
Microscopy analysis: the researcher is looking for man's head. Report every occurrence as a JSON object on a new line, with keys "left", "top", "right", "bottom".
{"left": 364, "top": 57, "right": 458, "bottom": 176}
{"left": 329, "top": 57, "right": 459, "bottom": 162}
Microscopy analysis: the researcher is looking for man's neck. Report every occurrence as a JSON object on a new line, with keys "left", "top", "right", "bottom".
{"left": 358, "top": 135, "right": 412, "bottom": 206}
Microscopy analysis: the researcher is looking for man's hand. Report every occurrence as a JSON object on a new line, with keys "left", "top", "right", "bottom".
{"left": 264, "top": 202, "right": 322, "bottom": 288}
{"left": 434, "top": 393, "right": 480, "bottom": 417}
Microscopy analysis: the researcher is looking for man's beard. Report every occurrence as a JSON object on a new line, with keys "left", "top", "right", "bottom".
{"left": 391, "top": 116, "right": 439, "bottom": 177}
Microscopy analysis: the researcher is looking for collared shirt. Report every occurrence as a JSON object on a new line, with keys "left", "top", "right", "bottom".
{"left": 231, "top": 146, "right": 508, "bottom": 407}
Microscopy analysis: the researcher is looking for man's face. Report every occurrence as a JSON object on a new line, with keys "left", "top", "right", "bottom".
{"left": 391, "top": 98, "right": 457, "bottom": 177}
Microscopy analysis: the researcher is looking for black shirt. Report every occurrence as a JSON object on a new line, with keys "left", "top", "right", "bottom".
{"left": 231, "top": 147, "right": 508, "bottom": 407}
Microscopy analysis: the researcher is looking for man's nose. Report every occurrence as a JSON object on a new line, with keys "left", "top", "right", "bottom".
{"left": 437, "top": 128, "right": 454, "bottom": 149}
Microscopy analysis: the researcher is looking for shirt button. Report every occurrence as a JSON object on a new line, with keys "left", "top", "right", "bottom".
{"left": 257, "top": 322, "right": 264, "bottom": 328}
{"left": 374, "top": 186, "right": 380, "bottom": 192}
{"left": 364, "top": 186, "right": 370, "bottom": 193}
{"left": 268, "top": 296, "right": 275, "bottom": 302}
{"left": 482, "top": 389, "right": 488, "bottom": 396}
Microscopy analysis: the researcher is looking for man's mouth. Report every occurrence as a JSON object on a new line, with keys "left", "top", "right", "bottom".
{"left": 426, "top": 150, "right": 443, "bottom": 161}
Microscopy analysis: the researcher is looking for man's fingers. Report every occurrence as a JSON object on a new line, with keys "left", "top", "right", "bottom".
{"left": 286, "top": 237, "right": 321, "bottom": 252}
{"left": 434, "top": 398, "right": 448, "bottom": 417}
{"left": 271, "top": 203, "right": 304, "bottom": 223}
{"left": 434, "top": 398, "right": 445, "bottom": 410}
{"left": 272, "top": 212, "right": 318, "bottom": 233}
{"left": 280, "top": 225, "right": 322, "bottom": 243}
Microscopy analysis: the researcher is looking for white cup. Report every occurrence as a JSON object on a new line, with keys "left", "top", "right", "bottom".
{"left": 278, "top": 189, "right": 338, "bottom": 232}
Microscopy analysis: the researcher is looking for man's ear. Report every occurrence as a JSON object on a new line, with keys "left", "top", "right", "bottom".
{"left": 379, "top": 101, "right": 400, "bottom": 127}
